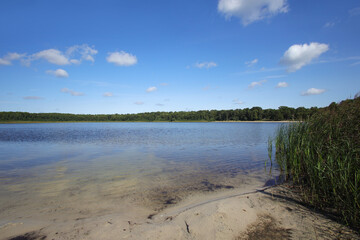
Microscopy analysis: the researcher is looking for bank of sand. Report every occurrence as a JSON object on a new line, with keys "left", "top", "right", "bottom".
{"left": 1, "top": 183, "right": 358, "bottom": 240}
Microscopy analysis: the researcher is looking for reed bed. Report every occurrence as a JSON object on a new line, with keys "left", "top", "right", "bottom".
{"left": 271, "top": 98, "right": 360, "bottom": 230}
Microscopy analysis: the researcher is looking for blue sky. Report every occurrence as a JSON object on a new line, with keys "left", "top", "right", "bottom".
{"left": 1, "top": 0, "right": 360, "bottom": 114}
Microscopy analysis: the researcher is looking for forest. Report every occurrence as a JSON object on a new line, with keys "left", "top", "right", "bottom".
{"left": 0, "top": 106, "right": 320, "bottom": 122}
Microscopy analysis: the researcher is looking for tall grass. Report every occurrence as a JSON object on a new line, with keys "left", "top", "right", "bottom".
{"left": 266, "top": 136, "right": 273, "bottom": 168}
{"left": 272, "top": 98, "right": 360, "bottom": 230}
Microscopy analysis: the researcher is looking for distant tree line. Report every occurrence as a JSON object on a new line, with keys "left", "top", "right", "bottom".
{"left": 0, "top": 106, "right": 320, "bottom": 122}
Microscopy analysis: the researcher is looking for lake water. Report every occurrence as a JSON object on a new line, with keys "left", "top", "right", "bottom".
{"left": 0, "top": 122, "right": 282, "bottom": 236}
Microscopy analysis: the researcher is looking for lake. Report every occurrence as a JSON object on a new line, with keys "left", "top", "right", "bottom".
{"left": 0, "top": 122, "right": 282, "bottom": 235}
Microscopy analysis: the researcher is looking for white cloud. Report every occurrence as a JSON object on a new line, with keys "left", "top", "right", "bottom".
{"left": 245, "top": 58, "right": 258, "bottom": 67}
{"left": 66, "top": 44, "right": 98, "bottom": 64}
{"left": 276, "top": 82, "right": 289, "bottom": 88}
{"left": 265, "top": 75, "right": 286, "bottom": 79}
{"left": 301, "top": 88, "right": 326, "bottom": 96}
{"left": 61, "top": 88, "right": 84, "bottom": 96}
{"left": 146, "top": 86, "right": 157, "bottom": 93}
{"left": 249, "top": 79, "right": 267, "bottom": 88}
{"left": 23, "top": 96, "right": 43, "bottom": 100}
{"left": 349, "top": 7, "right": 360, "bottom": 16}
{"left": 46, "top": 69, "right": 69, "bottom": 78}
{"left": 156, "top": 103, "right": 164, "bottom": 107}
{"left": 103, "top": 92, "right": 113, "bottom": 97}
{"left": 233, "top": 99, "right": 244, "bottom": 105}
{"left": 7, "top": 52, "right": 24, "bottom": 61}
{"left": 107, "top": 51, "right": 137, "bottom": 66}
{"left": 32, "top": 49, "right": 70, "bottom": 65}
{"left": 218, "top": 0, "right": 288, "bottom": 25}
{"left": 22, "top": 44, "right": 97, "bottom": 66}
{"left": 160, "top": 83, "right": 169, "bottom": 86}
{"left": 70, "top": 91, "right": 84, "bottom": 96}
{"left": 194, "top": 61, "right": 217, "bottom": 69}
{"left": 1, "top": 45, "right": 97, "bottom": 67}
{"left": 0, "top": 52, "right": 26, "bottom": 65}
{"left": 237, "top": 66, "right": 285, "bottom": 75}
{"left": 70, "top": 59, "right": 81, "bottom": 64}
{"left": 0, "top": 58, "right": 11, "bottom": 66}
{"left": 350, "top": 61, "right": 360, "bottom": 67}
{"left": 324, "top": 21, "right": 335, "bottom": 28}
{"left": 134, "top": 101, "right": 144, "bottom": 105}
{"left": 280, "top": 42, "right": 329, "bottom": 72}
{"left": 317, "top": 56, "right": 360, "bottom": 64}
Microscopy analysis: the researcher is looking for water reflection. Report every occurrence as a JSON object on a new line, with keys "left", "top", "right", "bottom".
{"left": 0, "top": 122, "right": 282, "bottom": 214}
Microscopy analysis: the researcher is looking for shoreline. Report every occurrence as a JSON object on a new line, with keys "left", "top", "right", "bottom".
{"left": 214, "top": 120, "right": 299, "bottom": 123}
{"left": 2, "top": 184, "right": 358, "bottom": 240}
{"left": 0, "top": 120, "right": 298, "bottom": 124}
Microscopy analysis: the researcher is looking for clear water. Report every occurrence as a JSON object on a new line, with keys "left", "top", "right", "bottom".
{"left": 0, "top": 122, "right": 282, "bottom": 222}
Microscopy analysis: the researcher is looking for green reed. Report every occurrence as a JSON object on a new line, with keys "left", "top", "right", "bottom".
{"left": 271, "top": 98, "right": 360, "bottom": 230}
{"left": 266, "top": 136, "right": 273, "bottom": 167}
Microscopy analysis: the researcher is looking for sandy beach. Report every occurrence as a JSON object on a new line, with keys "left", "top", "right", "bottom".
{"left": 1, "top": 183, "right": 358, "bottom": 240}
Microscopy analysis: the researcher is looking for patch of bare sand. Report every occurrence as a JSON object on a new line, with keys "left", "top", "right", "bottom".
{"left": 3, "top": 184, "right": 359, "bottom": 240}
{"left": 128, "top": 185, "right": 358, "bottom": 240}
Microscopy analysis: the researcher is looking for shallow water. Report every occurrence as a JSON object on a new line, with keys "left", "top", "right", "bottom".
{"left": 0, "top": 122, "right": 282, "bottom": 232}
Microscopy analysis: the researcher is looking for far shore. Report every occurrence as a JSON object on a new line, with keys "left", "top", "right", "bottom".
{"left": 215, "top": 120, "right": 299, "bottom": 123}
{"left": 0, "top": 120, "right": 300, "bottom": 124}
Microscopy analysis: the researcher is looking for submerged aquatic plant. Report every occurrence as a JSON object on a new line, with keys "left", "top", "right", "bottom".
{"left": 271, "top": 97, "right": 360, "bottom": 230}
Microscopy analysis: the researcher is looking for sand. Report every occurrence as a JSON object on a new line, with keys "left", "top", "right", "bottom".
{"left": 1, "top": 183, "right": 358, "bottom": 240}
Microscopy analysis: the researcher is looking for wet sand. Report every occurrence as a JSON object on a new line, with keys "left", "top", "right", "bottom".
{"left": 0, "top": 152, "right": 263, "bottom": 240}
